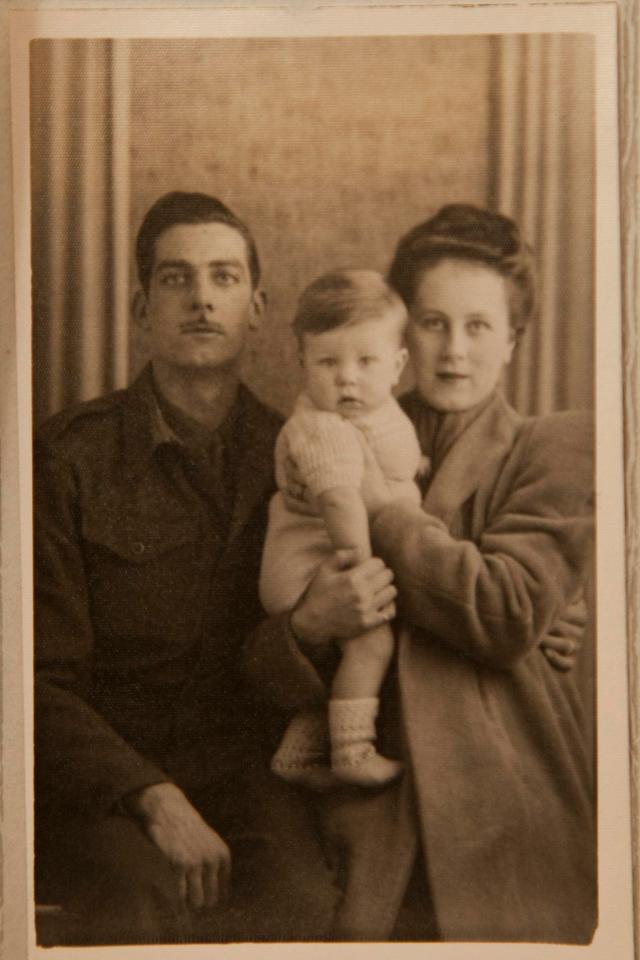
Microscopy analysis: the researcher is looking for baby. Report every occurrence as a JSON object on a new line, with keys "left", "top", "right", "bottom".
{"left": 259, "top": 269, "right": 422, "bottom": 790}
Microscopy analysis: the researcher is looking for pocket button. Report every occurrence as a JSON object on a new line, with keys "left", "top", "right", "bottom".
{"left": 132, "top": 541, "right": 146, "bottom": 556}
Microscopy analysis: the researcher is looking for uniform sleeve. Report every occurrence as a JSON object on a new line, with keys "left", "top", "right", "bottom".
{"left": 370, "top": 414, "right": 594, "bottom": 670}
{"left": 280, "top": 410, "right": 364, "bottom": 500}
{"left": 34, "top": 440, "right": 167, "bottom": 817}
{"left": 242, "top": 612, "right": 327, "bottom": 714}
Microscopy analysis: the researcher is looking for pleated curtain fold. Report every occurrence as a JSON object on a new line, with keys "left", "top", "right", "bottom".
{"left": 30, "top": 38, "right": 130, "bottom": 425}
{"left": 488, "top": 33, "right": 595, "bottom": 415}
{"left": 30, "top": 36, "right": 594, "bottom": 423}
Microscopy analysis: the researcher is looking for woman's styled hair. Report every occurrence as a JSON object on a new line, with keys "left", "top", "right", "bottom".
{"left": 293, "top": 268, "right": 408, "bottom": 342}
{"left": 135, "top": 191, "right": 261, "bottom": 293}
{"left": 388, "top": 204, "right": 537, "bottom": 339}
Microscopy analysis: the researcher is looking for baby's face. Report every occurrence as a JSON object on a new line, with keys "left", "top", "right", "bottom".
{"left": 301, "top": 315, "right": 408, "bottom": 420}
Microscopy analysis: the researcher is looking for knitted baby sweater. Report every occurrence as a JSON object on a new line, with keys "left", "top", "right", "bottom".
{"left": 274, "top": 392, "right": 422, "bottom": 507}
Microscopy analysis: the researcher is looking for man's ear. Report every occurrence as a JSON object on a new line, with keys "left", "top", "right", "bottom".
{"left": 132, "top": 289, "right": 150, "bottom": 330}
{"left": 249, "top": 288, "right": 267, "bottom": 331}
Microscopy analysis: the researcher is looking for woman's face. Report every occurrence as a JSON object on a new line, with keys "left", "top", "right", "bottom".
{"left": 407, "top": 258, "right": 516, "bottom": 412}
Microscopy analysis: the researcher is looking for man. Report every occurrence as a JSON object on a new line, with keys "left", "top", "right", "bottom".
{"left": 34, "top": 192, "right": 348, "bottom": 944}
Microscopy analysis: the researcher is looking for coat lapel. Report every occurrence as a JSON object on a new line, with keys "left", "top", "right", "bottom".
{"left": 421, "top": 393, "right": 521, "bottom": 528}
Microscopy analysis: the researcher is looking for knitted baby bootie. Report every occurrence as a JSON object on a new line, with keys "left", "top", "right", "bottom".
{"left": 329, "top": 697, "right": 403, "bottom": 788}
{"left": 271, "top": 708, "right": 338, "bottom": 792}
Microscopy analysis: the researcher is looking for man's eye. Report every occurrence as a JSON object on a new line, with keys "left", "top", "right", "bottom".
{"left": 215, "top": 270, "right": 240, "bottom": 286}
{"left": 160, "top": 272, "right": 188, "bottom": 287}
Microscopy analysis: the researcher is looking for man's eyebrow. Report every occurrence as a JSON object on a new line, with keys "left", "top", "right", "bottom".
{"left": 154, "top": 258, "right": 246, "bottom": 272}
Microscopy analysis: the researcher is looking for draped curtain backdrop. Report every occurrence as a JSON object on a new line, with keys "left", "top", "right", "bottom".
{"left": 29, "top": 31, "right": 596, "bottom": 764}
{"left": 31, "top": 39, "right": 130, "bottom": 424}
{"left": 30, "top": 34, "right": 595, "bottom": 423}
{"left": 488, "top": 34, "right": 595, "bottom": 414}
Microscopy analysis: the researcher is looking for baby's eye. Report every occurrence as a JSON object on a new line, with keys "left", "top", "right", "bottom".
{"left": 359, "top": 356, "right": 377, "bottom": 366}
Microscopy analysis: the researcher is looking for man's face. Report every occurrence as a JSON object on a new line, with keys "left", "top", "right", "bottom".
{"left": 136, "top": 221, "right": 263, "bottom": 372}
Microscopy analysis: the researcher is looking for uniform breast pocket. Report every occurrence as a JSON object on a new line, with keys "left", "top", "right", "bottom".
{"left": 81, "top": 511, "right": 205, "bottom": 657}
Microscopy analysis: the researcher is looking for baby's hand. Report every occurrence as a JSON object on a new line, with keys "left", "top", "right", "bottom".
{"left": 282, "top": 454, "right": 316, "bottom": 516}
{"left": 417, "top": 455, "right": 432, "bottom": 479}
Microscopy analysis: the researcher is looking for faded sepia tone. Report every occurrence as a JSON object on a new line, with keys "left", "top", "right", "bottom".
{"left": 30, "top": 34, "right": 594, "bottom": 424}
{"left": 3, "top": 5, "right": 631, "bottom": 955}
{"left": 28, "top": 31, "right": 597, "bottom": 772}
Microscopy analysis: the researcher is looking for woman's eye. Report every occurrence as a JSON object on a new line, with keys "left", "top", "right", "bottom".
{"left": 467, "top": 318, "right": 490, "bottom": 334}
{"left": 415, "top": 314, "right": 445, "bottom": 330}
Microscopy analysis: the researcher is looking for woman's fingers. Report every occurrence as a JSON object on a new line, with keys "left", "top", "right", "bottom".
{"left": 541, "top": 648, "right": 574, "bottom": 672}
{"left": 544, "top": 633, "right": 580, "bottom": 656}
{"left": 377, "top": 602, "right": 396, "bottom": 623}
{"left": 375, "top": 585, "right": 398, "bottom": 612}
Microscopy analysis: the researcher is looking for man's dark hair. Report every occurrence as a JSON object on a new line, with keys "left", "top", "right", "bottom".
{"left": 135, "top": 191, "right": 261, "bottom": 293}
{"left": 388, "top": 204, "right": 537, "bottom": 340}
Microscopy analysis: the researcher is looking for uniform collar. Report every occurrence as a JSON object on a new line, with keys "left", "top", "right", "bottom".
{"left": 122, "top": 364, "right": 245, "bottom": 478}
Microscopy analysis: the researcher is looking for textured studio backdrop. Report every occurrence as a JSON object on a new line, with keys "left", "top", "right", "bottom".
{"left": 28, "top": 33, "right": 597, "bottom": 746}
{"left": 30, "top": 34, "right": 594, "bottom": 424}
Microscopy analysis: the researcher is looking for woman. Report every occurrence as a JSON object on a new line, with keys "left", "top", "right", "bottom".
{"left": 245, "top": 204, "right": 596, "bottom": 943}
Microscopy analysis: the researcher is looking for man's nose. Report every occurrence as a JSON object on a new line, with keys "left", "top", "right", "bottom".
{"left": 190, "top": 273, "right": 214, "bottom": 311}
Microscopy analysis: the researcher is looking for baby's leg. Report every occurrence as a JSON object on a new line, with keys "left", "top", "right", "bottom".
{"left": 329, "top": 624, "right": 403, "bottom": 788}
{"left": 333, "top": 622, "right": 394, "bottom": 699}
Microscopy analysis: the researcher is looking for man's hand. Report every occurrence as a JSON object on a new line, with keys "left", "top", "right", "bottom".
{"left": 291, "top": 548, "right": 397, "bottom": 650}
{"left": 125, "top": 782, "right": 231, "bottom": 911}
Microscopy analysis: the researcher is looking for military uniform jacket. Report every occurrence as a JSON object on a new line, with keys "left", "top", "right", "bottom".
{"left": 35, "top": 365, "right": 283, "bottom": 819}
{"left": 245, "top": 391, "right": 597, "bottom": 944}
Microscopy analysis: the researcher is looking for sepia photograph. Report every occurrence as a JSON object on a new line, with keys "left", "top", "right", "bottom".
{"left": 3, "top": 3, "right": 635, "bottom": 958}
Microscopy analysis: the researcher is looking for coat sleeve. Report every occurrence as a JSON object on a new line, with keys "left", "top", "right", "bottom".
{"left": 34, "top": 440, "right": 168, "bottom": 817}
{"left": 242, "top": 612, "right": 327, "bottom": 714}
{"left": 370, "top": 413, "right": 594, "bottom": 670}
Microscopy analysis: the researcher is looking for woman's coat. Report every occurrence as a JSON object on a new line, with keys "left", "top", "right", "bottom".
{"left": 245, "top": 391, "right": 596, "bottom": 943}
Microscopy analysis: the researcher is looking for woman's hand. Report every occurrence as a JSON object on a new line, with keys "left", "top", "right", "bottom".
{"left": 540, "top": 596, "right": 586, "bottom": 671}
{"left": 290, "top": 548, "right": 397, "bottom": 651}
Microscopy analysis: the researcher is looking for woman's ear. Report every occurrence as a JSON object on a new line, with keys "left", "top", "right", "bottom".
{"left": 132, "top": 289, "right": 149, "bottom": 331}
{"left": 504, "top": 329, "right": 517, "bottom": 365}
